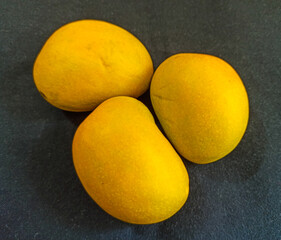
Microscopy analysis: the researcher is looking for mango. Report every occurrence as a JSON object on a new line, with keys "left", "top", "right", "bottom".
{"left": 33, "top": 20, "right": 153, "bottom": 112}
{"left": 150, "top": 53, "right": 249, "bottom": 164}
{"left": 72, "top": 96, "right": 189, "bottom": 224}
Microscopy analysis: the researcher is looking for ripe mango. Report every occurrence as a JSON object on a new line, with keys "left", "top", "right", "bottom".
{"left": 150, "top": 53, "right": 249, "bottom": 164}
{"left": 33, "top": 20, "right": 153, "bottom": 112}
{"left": 72, "top": 96, "right": 189, "bottom": 224}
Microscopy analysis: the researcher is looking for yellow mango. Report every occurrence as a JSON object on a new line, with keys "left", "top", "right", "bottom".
{"left": 150, "top": 53, "right": 249, "bottom": 164}
{"left": 72, "top": 96, "right": 189, "bottom": 224}
{"left": 33, "top": 20, "right": 153, "bottom": 112}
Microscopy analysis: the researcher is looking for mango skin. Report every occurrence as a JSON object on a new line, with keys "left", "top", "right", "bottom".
{"left": 150, "top": 53, "right": 249, "bottom": 164}
{"left": 33, "top": 20, "right": 153, "bottom": 112}
{"left": 72, "top": 96, "right": 189, "bottom": 224}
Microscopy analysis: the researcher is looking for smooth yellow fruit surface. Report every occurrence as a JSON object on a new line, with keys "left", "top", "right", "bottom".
{"left": 72, "top": 96, "right": 189, "bottom": 224}
{"left": 33, "top": 20, "right": 153, "bottom": 112}
{"left": 150, "top": 53, "right": 249, "bottom": 164}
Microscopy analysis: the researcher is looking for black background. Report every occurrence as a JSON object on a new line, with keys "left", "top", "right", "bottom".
{"left": 1, "top": 1, "right": 281, "bottom": 239}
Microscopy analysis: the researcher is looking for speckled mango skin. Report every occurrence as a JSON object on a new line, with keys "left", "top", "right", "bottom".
{"left": 33, "top": 20, "right": 153, "bottom": 112}
{"left": 72, "top": 96, "right": 189, "bottom": 224}
{"left": 150, "top": 53, "right": 249, "bottom": 164}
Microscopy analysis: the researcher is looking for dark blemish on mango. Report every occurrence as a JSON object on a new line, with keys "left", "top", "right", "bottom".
{"left": 39, "top": 91, "right": 47, "bottom": 99}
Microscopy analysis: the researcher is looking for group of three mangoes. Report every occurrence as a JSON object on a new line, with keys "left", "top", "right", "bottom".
{"left": 33, "top": 20, "right": 249, "bottom": 224}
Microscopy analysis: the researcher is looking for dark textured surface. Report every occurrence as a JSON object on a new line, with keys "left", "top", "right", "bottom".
{"left": 1, "top": 0, "right": 281, "bottom": 239}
